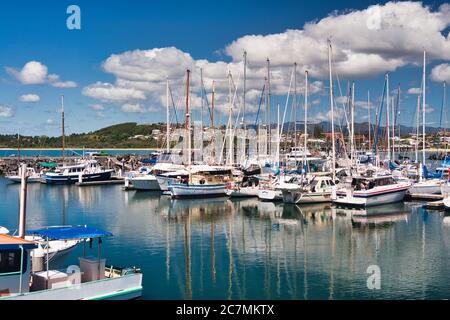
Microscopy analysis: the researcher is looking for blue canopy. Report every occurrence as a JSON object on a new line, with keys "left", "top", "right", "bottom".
{"left": 26, "top": 226, "right": 113, "bottom": 241}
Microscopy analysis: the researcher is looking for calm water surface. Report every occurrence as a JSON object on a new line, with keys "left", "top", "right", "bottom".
{"left": 1, "top": 177, "right": 450, "bottom": 300}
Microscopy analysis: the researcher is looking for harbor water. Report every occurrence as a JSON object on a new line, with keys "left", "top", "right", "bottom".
{"left": 1, "top": 177, "right": 450, "bottom": 299}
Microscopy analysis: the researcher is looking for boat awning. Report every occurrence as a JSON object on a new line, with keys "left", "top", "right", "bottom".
{"left": 39, "top": 163, "right": 58, "bottom": 168}
{"left": 0, "top": 234, "right": 38, "bottom": 250}
{"left": 26, "top": 226, "right": 113, "bottom": 241}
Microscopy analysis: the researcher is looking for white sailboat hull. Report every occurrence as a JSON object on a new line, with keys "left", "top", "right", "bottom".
{"left": 409, "top": 179, "right": 442, "bottom": 195}
{"left": 258, "top": 189, "right": 283, "bottom": 201}
{"left": 280, "top": 189, "right": 332, "bottom": 204}
{"left": 169, "top": 184, "right": 226, "bottom": 198}
{"left": 130, "top": 175, "right": 161, "bottom": 191}
{"left": 6, "top": 175, "right": 41, "bottom": 183}
{"left": 227, "top": 187, "right": 259, "bottom": 198}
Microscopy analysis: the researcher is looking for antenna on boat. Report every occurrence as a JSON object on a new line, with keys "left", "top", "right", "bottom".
{"left": 18, "top": 163, "right": 28, "bottom": 238}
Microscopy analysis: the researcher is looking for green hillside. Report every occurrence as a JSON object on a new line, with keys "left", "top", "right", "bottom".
{"left": 0, "top": 122, "right": 168, "bottom": 149}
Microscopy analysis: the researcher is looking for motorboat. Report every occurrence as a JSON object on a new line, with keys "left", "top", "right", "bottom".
{"left": 278, "top": 175, "right": 335, "bottom": 204}
{"left": 41, "top": 160, "right": 114, "bottom": 184}
{"left": 0, "top": 226, "right": 142, "bottom": 300}
{"left": 6, "top": 167, "right": 42, "bottom": 183}
{"left": 333, "top": 170, "right": 411, "bottom": 207}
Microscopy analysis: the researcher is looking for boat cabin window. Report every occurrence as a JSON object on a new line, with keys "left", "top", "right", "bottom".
{"left": 0, "top": 250, "right": 27, "bottom": 274}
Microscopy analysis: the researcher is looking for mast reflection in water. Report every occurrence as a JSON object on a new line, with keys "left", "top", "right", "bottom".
{"left": 1, "top": 177, "right": 450, "bottom": 299}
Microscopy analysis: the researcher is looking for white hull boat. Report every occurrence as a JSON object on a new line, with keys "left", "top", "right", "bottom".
{"left": 281, "top": 189, "right": 332, "bottom": 204}
{"left": 130, "top": 175, "right": 161, "bottom": 191}
{"left": 334, "top": 183, "right": 410, "bottom": 207}
{"left": 408, "top": 179, "right": 443, "bottom": 195}
{"left": 169, "top": 184, "right": 227, "bottom": 198}
{"left": 227, "top": 187, "right": 259, "bottom": 198}
{"left": 0, "top": 226, "right": 142, "bottom": 300}
{"left": 6, "top": 175, "right": 42, "bottom": 183}
{"left": 278, "top": 176, "right": 334, "bottom": 204}
{"left": 258, "top": 189, "right": 283, "bottom": 201}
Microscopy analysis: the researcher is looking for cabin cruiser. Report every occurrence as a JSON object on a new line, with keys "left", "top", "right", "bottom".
{"left": 333, "top": 169, "right": 411, "bottom": 207}
{"left": 0, "top": 226, "right": 142, "bottom": 300}
{"left": 278, "top": 175, "right": 335, "bottom": 204}
{"left": 41, "top": 160, "right": 114, "bottom": 184}
{"left": 6, "top": 167, "right": 42, "bottom": 183}
{"left": 127, "top": 166, "right": 160, "bottom": 191}
{"left": 127, "top": 163, "right": 185, "bottom": 191}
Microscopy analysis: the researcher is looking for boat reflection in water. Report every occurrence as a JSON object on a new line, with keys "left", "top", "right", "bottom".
{"left": 333, "top": 202, "right": 409, "bottom": 227}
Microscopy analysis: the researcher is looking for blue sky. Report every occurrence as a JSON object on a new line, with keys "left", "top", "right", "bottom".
{"left": 1, "top": 0, "right": 450, "bottom": 136}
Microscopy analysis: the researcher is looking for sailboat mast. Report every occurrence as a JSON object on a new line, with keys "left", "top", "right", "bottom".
{"left": 212, "top": 81, "right": 215, "bottom": 130}
{"left": 304, "top": 70, "right": 309, "bottom": 168}
{"left": 415, "top": 93, "right": 420, "bottom": 163}
{"left": 351, "top": 82, "right": 355, "bottom": 165}
{"left": 277, "top": 103, "right": 280, "bottom": 167}
{"left": 200, "top": 68, "right": 204, "bottom": 161}
{"left": 386, "top": 74, "right": 391, "bottom": 160}
{"left": 166, "top": 78, "right": 170, "bottom": 154}
{"left": 267, "top": 58, "right": 271, "bottom": 157}
{"left": 242, "top": 51, "right": 247, "bottom": 162}
{"left": 368, "top": 90, "right": 371, "bottom": 151}
{"left": 422, "top": 51, "right": 426, "bottom": 167}
{"left": 211, "top": 80, "right": 215, "bottom": 163}
{"left": 444, "top": 81, "right": 448, "bottom": 152}
{"left": 293, "top": 62, "right": 298, "bottom": 156}
{"left": 228, "top": 71, "right": 233, "bottom": 165}
{"left": 185, "top": 69, "right": 191, "bottom": 167}
{"left": 328, "top": 40, "right": 336, "bottom": 181}
{"left": 61, "top": 95, "right": 65, "bottom": 161}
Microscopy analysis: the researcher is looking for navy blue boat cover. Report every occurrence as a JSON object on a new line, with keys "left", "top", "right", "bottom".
{"left": 26, "top": 226, "right": 113, "bottom": 240}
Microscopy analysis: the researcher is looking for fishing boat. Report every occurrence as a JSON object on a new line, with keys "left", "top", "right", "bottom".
{"left": 41, "top": 160, "right": 114, "bottom": 184}
{"left": 333, "top": 171, "right": 411, "bottom": 207}
{"left": 278, "top": 175, "right": 335, "bottom": 204}
{"left": 0, "top": 226, "right": 143, "bottom": 300}
{"left": 6, "top": 167, "right": 42, "bottom": 183}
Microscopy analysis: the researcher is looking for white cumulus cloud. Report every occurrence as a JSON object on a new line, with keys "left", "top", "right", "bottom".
{"left": 0, "top": 106, "right": 13, "bottom": 117}
{"left": 19, "top": 94, "right": 40, "bottom": 103}
{"left": 122, "top": 103, "right": 146, "bottom": 113}
{"left": 6, "top": 61, "right": 77, "bottom": 88}
{"left": 83, "top": 82, "right": 146, "bottom": 101}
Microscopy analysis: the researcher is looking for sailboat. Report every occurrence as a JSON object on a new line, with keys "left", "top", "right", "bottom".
{"left": 408, "top": 51, "right": 443, "bottom": 195}
{"left": 168, "top": 70, "right": 230, "bottom": 198}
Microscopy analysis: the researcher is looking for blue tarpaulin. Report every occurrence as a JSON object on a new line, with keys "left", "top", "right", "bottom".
{"left": 26, "top": 226, "right": 113, "bottom": 240}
